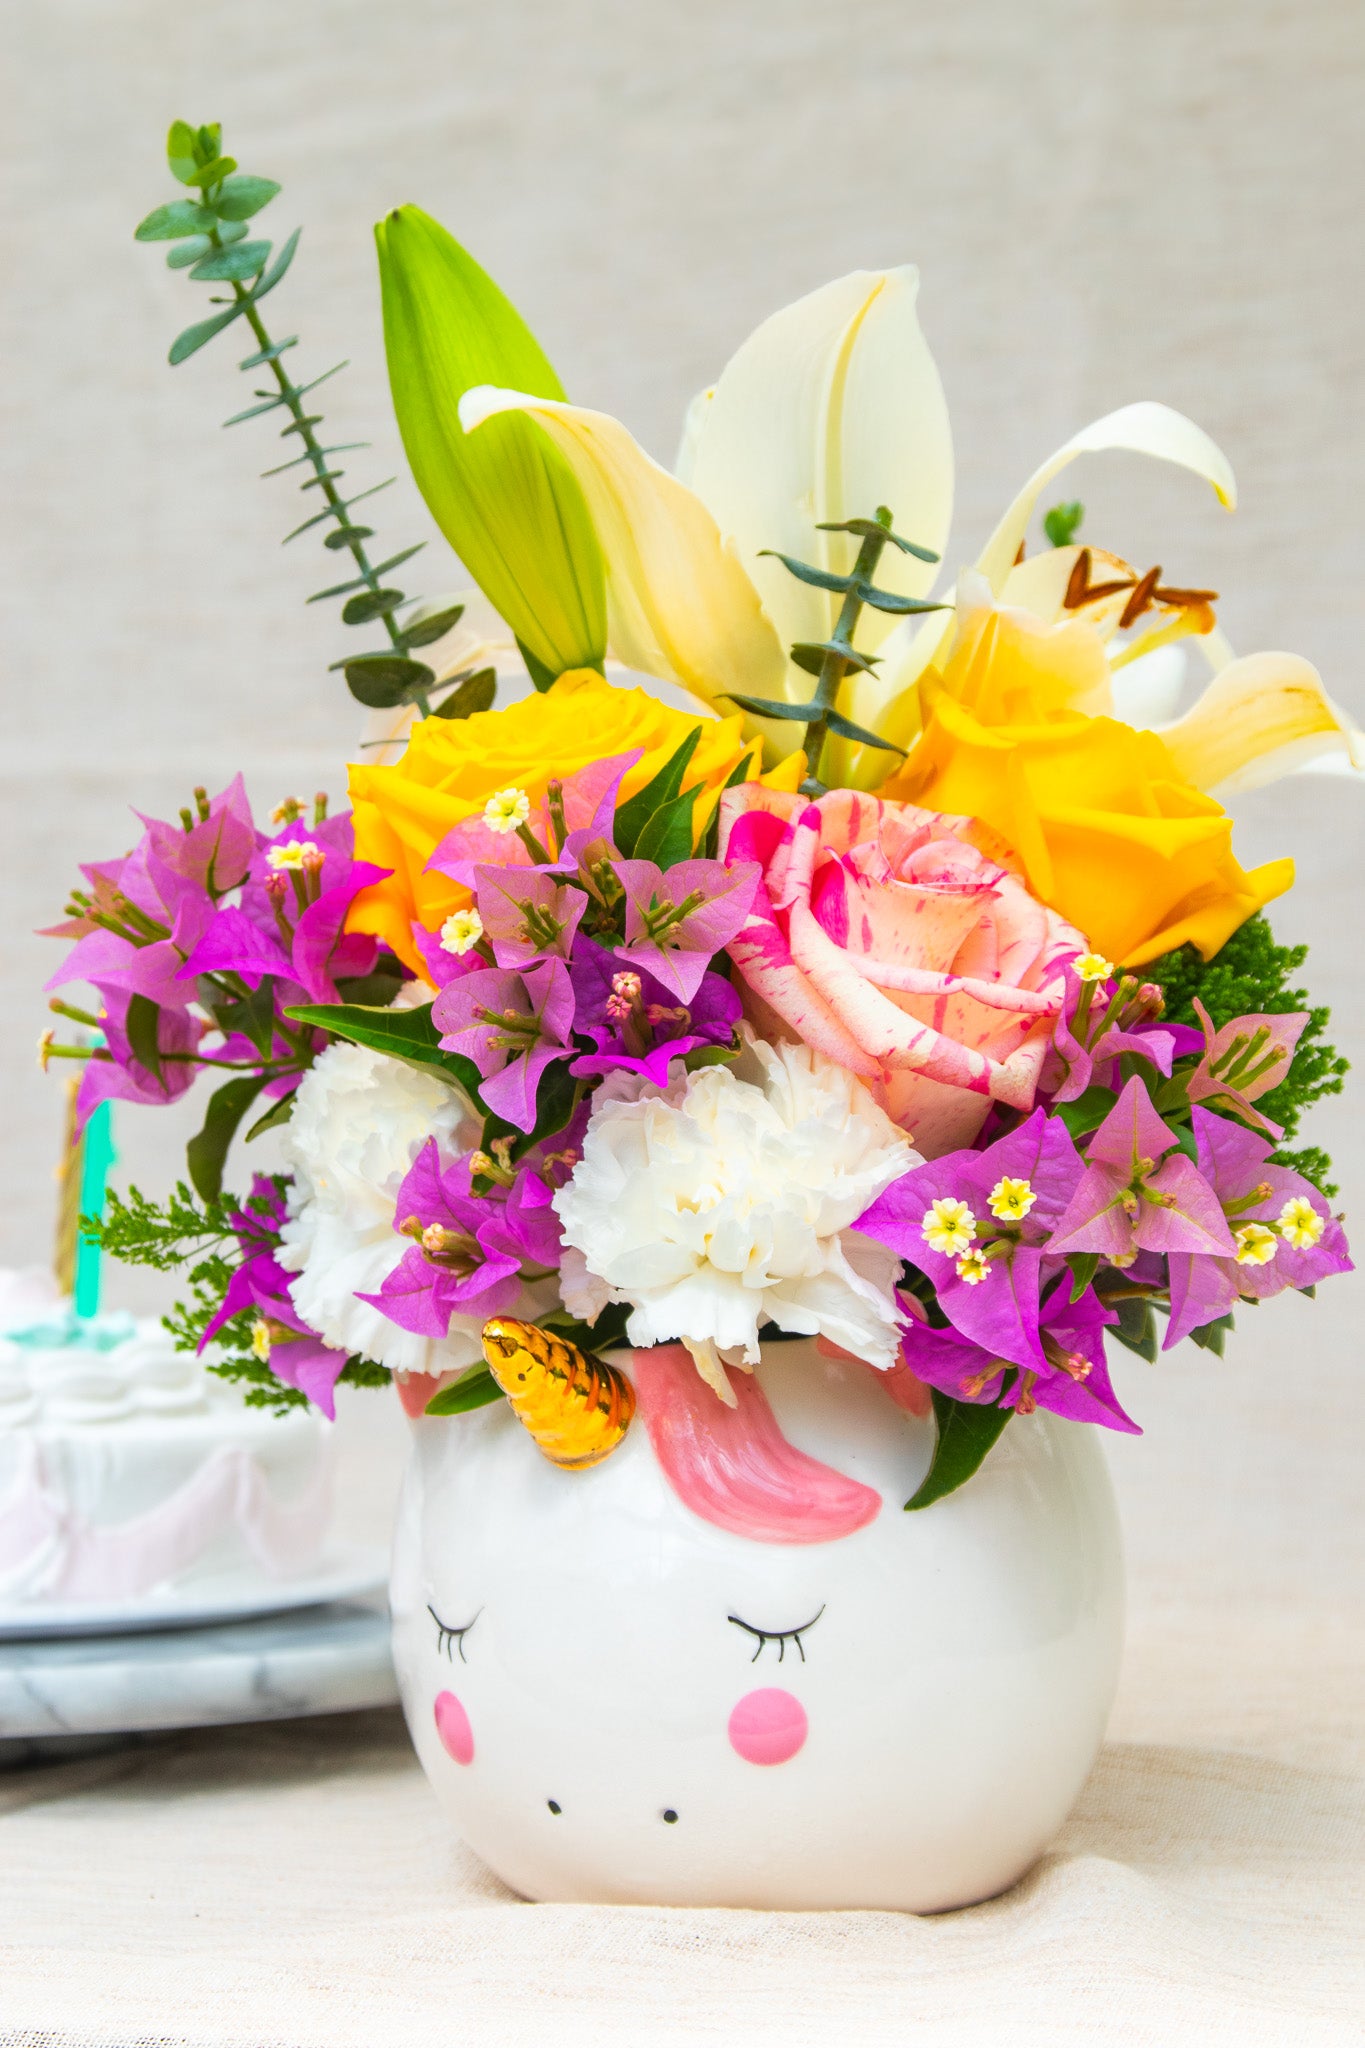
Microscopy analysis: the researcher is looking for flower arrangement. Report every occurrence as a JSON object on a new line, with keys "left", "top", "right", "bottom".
{"left": 46, "top": 120, "right": 1355, "bottom": 1508}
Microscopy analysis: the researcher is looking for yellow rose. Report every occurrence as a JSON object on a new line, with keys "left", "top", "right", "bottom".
{"left": 880, "top": 606, "right": 1292, "bottom": 967}
{"left": 348, "top": 671, "right": 803, "bottom": 975}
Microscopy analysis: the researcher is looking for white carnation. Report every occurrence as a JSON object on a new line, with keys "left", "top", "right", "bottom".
{"left": 552, "top": 1037, "right": 914, "bottom": 1398}
{"left": 277, "top": 1040, "right": 486, "bottom": 1377}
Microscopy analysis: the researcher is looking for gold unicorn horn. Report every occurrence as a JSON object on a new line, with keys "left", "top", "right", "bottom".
{"left": 481, "top": 1317, "right": 635, "bottom": 1470}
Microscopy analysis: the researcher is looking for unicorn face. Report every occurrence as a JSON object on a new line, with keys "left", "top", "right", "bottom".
{"left": 390, "top": 1340, "right": 1122, "bottom": 1912}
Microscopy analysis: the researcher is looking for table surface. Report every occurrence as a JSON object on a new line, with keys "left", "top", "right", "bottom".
{"left": 4, "top": 0, "right": 1365, "bottom": 2040}
{"left": 0, "top": 1608, "right": 1360, "bottom": 2048}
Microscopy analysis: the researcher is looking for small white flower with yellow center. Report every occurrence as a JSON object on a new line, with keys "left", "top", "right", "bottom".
{"left": 1277, "top": 1196, "right": 1325, "bottom": 1250}
{"left": 250, "top": 1318, "right": 273, "bottom": 1362}
{"left": 1234, "top": 1222, "right": 1279, "bottom": 1267}
{"left": 439, "top": 908, "right": 484, "bottom": 956}
{"left": 988, "top": 1176, "right": 1037, "bottom": 1223}
{"left": 1075, "top": 952, "right": 1114, "bottom": 984}
{"left": 266, "top": 839, "right": 320, "bottom": 872}
{"left": 922, "top": 1197, "right": 977, "bottom": 1256}
{"left": 482, "top": 786, "right": 531, "bottom": 835}
{"left": 955, "top": 1247, "right": 992, "bottom": 1285}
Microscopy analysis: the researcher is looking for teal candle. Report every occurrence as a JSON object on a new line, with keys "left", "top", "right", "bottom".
{"left": 73, "top": 1100, "right": 116, "bottom": 1320}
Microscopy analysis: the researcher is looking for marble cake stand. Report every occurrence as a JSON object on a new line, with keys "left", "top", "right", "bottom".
{"left": 0, "top": 1597, "right": 399, "bottom": 1764}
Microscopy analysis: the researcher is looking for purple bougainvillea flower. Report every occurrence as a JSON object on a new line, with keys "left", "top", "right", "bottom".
{"left": 138, "top": 775, "right": 257, "bottom": 898}
{"left": 432, "top": 958, "right": 575, "bottom": 1131}
{"left": 179, "top": 809, "right": 388, "bottom": 1006}
{"left": 199, "top": 1175, "right": 350, "bottom": 1416}
{"left": 46, "top": 844, "right": 215, "bottom": 1014}
{"left": 568, "top": 939, "right": 740, "bottom": 1086}
{"left": 898, "top": 1281, "right": 1139, "bottom": 1433}
{"left": 72, "top": 986, "right": 205, "bottom": 1130}
{"left": 1046, "top": 1076, "right": 1235, "bottom": 1264}
{"left": 1163, "top": 1106, "right": 1352, "bottom": 1347}
{"left": 1045, "top": 966, "right": 1202, "bottom": 1103}
{"left": 858, "top": 1108, "right": 1085, "bottom": 1374}
{"left": 425, "top": 752, "right": 640, "bottom": 887}
{"left": 357, "top": 1140, "right": 532, "bottom": 1338}
{"left": 473, "top": 865, "right": 587, "bottom": 970}
{"left": 614, "top": 858, "right": 760, "bottom": 1003}
{"left": 1183, "top": 998, "right": 1307, "bottom": 1138}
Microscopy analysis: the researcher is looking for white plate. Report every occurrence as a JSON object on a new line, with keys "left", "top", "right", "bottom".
{"left": 0, "top": 1542, "right": 390, "bottom": 1640}
{"left": 0, "top": 1596, "right": 399, "bottom": 1753}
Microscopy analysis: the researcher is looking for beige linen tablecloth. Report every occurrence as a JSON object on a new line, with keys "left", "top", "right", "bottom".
{"left": 2, "top": 0, "right": 1364, "bottom": 2040}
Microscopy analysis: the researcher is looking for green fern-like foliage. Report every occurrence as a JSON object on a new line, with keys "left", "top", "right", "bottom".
{"left": 91, "top": 1181, "right": 390, "bottom": 1410}
{"left": 1143, "top": 914, "right": 1348, "bottom": 1193}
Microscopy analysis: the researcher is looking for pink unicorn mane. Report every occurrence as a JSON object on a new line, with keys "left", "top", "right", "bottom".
{"left": 631, "top": 1346, "right": 882, "bottom": 1545}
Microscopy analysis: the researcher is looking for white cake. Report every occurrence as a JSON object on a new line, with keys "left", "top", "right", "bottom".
{"left": 0, "top": 1295, "right": 334, "bottom": 1613}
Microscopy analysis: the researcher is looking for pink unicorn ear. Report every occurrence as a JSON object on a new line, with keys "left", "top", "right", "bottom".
{"left": 631, "top": 1346, "right": 882, "bottom": 1545}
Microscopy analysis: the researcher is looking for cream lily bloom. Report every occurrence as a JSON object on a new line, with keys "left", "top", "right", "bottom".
{"left": 458, "top": 269, "right": 1362, "bottom": 797}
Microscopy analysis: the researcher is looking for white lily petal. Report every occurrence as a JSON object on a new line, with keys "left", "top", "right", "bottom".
{"left": 1110, "top": 644, "right": 1188, "bottom": 728}
{"left": 459, "top": 384, "right": 788, "bottom": 711}
{"left": 1157, "top": 651, "right": 1365, "bottom": 797}
{"left": 974, "top": 402, "right": 1238, "bottom": 593}
{"left": 688, "top": 268, "right": 953, "bottom": 664}
{"left": 674, "top": 386, "right": 714, "bottom": 488}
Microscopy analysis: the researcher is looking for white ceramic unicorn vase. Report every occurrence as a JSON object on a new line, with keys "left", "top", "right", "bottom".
{"left": 389, "top": 1333, "right": 1123, "bottom": 1912}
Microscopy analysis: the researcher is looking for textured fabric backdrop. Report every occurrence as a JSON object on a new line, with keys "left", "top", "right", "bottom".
{"left": 1, "top": 1, "right": 1362, "bottom": 2043}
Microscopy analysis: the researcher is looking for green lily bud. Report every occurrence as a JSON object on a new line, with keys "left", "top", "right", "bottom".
{"left": 374, "top": 205, "right": 607, "bottom": 684}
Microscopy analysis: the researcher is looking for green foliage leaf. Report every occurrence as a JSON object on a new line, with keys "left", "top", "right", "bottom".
{"left": 1043, "top": 500, "right": 1085, "bottom": 548}
{"left": 136, "top": 199, "right": 215, "bottom": 241}
{"left": 613, "top": 726, "right": 703, "bottom": 855}
{"left": 817, "top": 516, "right": 939, "bottom": 562}
{"left": 187, "top": 155, "right": 238, "bottom": 190}
{"left": 169, "top": 302, "right": 245, "bottom": 365}
{"left": 186, "top": 1075, "right": 267, "bottom": 1202}
{"left": 1188, "top": 1312, "right": 1234, "bottom": 1356}
{"left": 721, "top": 692, "right": 812, "bottom": 724}
{"left": 850, "top": 580, "right": 945, "bottom": 616}
{"left": 756, "top": 551, "right": 854, "bottom": 595}
{"left": 124, "top": 993, "right": 164, "bottom": 1083}
{"left": 167, "top": 120, "right": 201, "bottom": 184}
{"left": 1067, "top": 1252, "right": 1099, "bottom": 1303}
{"left": 188, "top": 240, "right": 270, "bottom": 282}
{"left": 244, "top": 1093, "right": 296, "bottom": 1143}
{"left": 1055, "top": 1084, "right": 1116, "bottom": 1140}
{"left": 252, "top": 227, "right": 300, "bottom": 303}
{"left": 536, "top": 1301, "right": 633, "bottom": 1352}
{"left": 790, "top": 639, "right": 881, "bottom": 678}
{"left": 1109, "top": 1295, "right": 1159, "bottom": 1362}
{"left": 396, "top": 601, "right": 465, "bottom": 649}
{"left": 341, "top": 587, "right": 404, "bottom": 626}
{"left": 285, "top": 1000, "right": 483, "bottom": 1099}
{"left": 212, "top": 173, "right": 281, "bottom": 221}
{"left": 906, "top": 1391, "right": 1012, "bottom": 1511}
{"left": 341, "top": 653, "right": 436, "bottom": 709}
{"left": 633, "top": 787, "right": 700, "bottom": 868}
{"left": 515, "top": 636, "right": 559, "bottom": 694}
{"left": 432, "top": 668, "right": 497, "bottom": 720}
{"left": 375, "top": 204, "right": 606, "bottom": 678}
{"left": 823, "top": 708, "right": 906, "bottom": 753}
{"left": 167, "top": 237, "right": 213, "bottom": 270}
{"left": 425, "top": 1366, "right": 505, "bottom": 1416}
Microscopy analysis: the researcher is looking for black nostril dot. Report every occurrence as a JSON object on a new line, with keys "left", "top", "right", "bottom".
{"left": 662, "top": 1809, "right": 679, "bottom": 1824}
{"left": 547, "top": 1800, "right": 562, "bottom": 1815}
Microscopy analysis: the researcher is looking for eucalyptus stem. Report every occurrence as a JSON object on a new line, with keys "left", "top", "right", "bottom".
{"left": 802, "top": 511, "right": 896, "bottom": 795}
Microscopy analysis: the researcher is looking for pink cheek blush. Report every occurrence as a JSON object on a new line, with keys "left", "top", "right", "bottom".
{"left": 433, "top": 1690, "right": 474, "bottom": 1766}
{"left": 728, "top": 1688, "right": 808, "bottom": 1766}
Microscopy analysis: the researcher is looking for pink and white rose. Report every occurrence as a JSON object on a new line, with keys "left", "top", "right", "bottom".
{"left": 717, "top": 787, "right": 1085, "bottom": 1156}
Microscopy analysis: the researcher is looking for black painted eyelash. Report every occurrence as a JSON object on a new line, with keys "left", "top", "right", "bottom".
{"left": 727, "top": 1604, "right": 825, "bottom": 1663}
{"left": 428, "top": 1603, "right": 481, "bottom": 1662}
